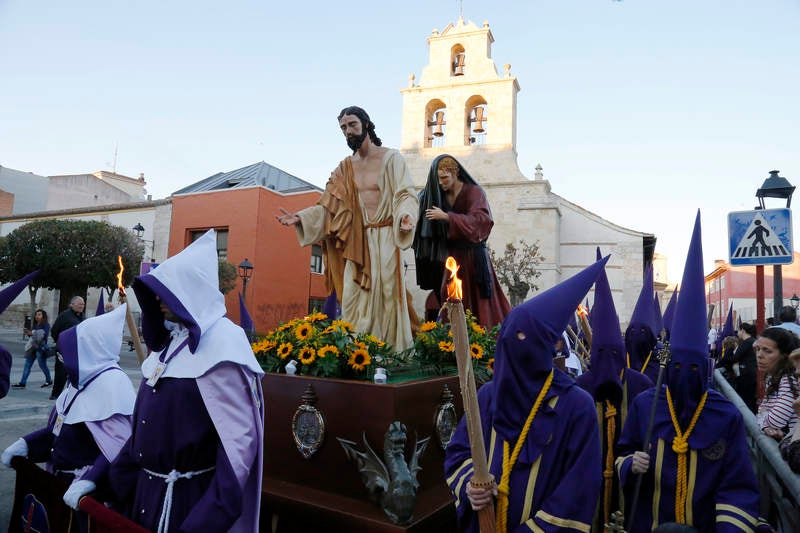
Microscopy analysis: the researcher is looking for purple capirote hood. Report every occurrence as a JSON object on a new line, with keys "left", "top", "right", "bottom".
{"left": 492, "top": 255, "right": 609, "bottom": 442}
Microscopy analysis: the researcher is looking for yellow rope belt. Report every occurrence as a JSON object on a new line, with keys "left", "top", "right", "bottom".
{"left": 496, "top": 370, "right": 554, "bottom": 533}
{"left": 603, "top": 400, "right": 617, "bottom": 526}
{"left": 665, "top": 388, "right": 708, "bottom": 523}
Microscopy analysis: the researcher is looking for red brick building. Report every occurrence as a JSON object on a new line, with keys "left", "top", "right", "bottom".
{"left": 705, "top": 252, "right": 800, "bottom": 328}
{"left": 170, "top": 162, "right": 327, "bottom": 333}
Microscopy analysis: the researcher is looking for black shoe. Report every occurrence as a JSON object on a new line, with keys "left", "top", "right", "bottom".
{"left": 41, "top": 382, "right": 53, "bottom": 388}
{"left": 11, "top": 383, "right": 25, "bottom": 389}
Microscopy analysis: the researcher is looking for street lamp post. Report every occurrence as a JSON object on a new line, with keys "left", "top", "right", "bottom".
{"left": 238, "top": 258, "right": 254, "bottom": 304}
{"left": 756, "top": 170, "right": 795, "bottom": 322}
{"left": 131, "top": 222, "right": 156, "bottom": 262}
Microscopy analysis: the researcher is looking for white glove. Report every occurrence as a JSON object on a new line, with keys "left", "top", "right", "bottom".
{"left": 1, "top": 438, "right": 28, "bottom": 467}
{"left": 63, "top": 479, "right": 96, "bottom": 510}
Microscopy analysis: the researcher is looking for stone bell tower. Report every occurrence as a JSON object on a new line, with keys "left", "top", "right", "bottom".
{"left": 400, "top": 17, "right": 526, "bottom": 186}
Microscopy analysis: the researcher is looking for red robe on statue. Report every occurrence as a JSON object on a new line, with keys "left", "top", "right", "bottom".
{"left": 438, "top": 183, "right": 510, "bottom": 328}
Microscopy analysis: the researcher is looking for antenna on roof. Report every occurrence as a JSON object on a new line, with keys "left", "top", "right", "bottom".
{"left": 112, "top": 142, "right": 118, "bottom": 174}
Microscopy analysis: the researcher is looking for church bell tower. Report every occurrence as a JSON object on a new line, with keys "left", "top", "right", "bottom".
{"left": 400, "top": 17, "right": 526, "bottom": 185}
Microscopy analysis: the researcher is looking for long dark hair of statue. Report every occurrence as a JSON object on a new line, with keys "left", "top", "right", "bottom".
{"left": 338, "top": 106, "right": 382, "bottom": 149}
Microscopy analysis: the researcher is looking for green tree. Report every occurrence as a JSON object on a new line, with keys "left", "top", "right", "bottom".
{"left": 489, "top": 240, "right": 544, "bottom": 307}
{"left": 218, "top": 260, "right": 238, "bottom": 294}
{"left": 0, "top": 219, "right": 144, "bottom": 314}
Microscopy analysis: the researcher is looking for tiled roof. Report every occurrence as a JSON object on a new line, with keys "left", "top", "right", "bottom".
{"left": 173, "top": 161, "right": 321, "bottom": 195}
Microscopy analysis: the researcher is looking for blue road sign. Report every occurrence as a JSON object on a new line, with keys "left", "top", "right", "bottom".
{"left": 728, "top": 208, "right": 793, "bottom": 266}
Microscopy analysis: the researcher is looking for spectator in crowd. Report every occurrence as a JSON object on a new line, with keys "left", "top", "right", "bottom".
{"left": 12, "top": 309, "right": 52, "bottom": 389}
{"left": 775, "top": 305, "right": 800, "bottom": 338}
{"left": 727, "top": 323, "right": 759, "bottom": 414}
{"left": 755, "top": 327, "right": 800, "bottom": 441}
{"left": 50, "top": 296, "right": 85, "bottom": 399}
{"left": 779, "top": 347, "right": 800, "bottom": 473}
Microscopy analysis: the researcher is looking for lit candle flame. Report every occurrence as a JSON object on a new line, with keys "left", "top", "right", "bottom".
{"left": 576, "top": 304, "right": 589, "bottom": 318}
{"left": 116, "top": 255, "right": 126, "bottom": 297}
{"left": 445, "top": 256, "right": 462, "bottom": 301}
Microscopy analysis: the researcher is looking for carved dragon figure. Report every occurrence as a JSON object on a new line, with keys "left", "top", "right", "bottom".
{"left": 338, "top": 421, "right": 430, "bottom": 525}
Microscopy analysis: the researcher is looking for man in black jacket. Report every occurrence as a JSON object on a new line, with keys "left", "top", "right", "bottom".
{"left": 48, "top": 296, "right": 84, "bottom": 399}
{"left": 729, "top": 322, "right": 758, "bottom": 413}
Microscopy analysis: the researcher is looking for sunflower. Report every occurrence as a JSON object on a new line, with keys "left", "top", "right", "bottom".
{"left": 348, "top": 348, "right": 371, "bottom": 371}
{"left": 294, "top": 323, "right": 314, "bottom": 341}
{"left": 439, "top": 341, "right": 455, "bottom": 353}
{"left": 318, "top": 345, "right": 339, "bottom": 358}
{"left": 487, "top": 358, "right": 495, "bottom": 372}
{"left": 277, "top": 322, "right": 292, "bottom": 332}
{"left": 354, "top": 341, "right": 367, "bottom": 350}
{"left": 277, "top": 342, "right": 293, "bottom": 360}
{"left": 365, "top": 334, "right": 385, "bottom": 347}
{"left": 305, "top": 311, "right": 327, "bottom": 322}
{"left": 416, "top": 333, "right": 428, "bottom": 343}
{"left": 262, "top": 340, "right": 276, "bottom": 352}
{"left": 332, "top": 319, "right": 354, "bottom": 332}
{"left": 471, "top": 323, "right": 486, "bottom": 335}
{"left": 298, "top": 347, "right": 316, "bottom": 365}
{"left": 420, "top": 321, "right": 437, "bottom": 332}
{"left": 448, "top": 330, "right": 453, "bottom": 338}
{"left": 322, "top": 325, "right": 336, "bottom": 335}
{"left": 470, "top": 343, "right": 484, "bottom": 360}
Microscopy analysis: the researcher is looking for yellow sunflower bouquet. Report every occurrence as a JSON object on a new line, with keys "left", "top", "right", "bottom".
{"left": 251, "top": 311, "right": 395, "bottom": 380}
{"left": 412, "top": 310, "right": 498, "bottom": 383}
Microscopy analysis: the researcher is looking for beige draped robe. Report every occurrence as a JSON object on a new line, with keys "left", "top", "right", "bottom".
{"left": 295, "top": 149, "right": 418, "bottom": 351}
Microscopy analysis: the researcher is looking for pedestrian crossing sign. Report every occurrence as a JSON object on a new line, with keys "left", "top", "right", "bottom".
{"left": 728, "top": 208, "right": 793, "bottom": 266}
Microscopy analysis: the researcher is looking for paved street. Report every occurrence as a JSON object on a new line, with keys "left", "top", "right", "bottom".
{"left": 0, "top": 328, "right": 142, "bottom": 530}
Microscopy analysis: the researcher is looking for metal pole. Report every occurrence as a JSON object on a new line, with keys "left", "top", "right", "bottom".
{"left": 242, "top": 277, "right": 248, "bottom": 305}
{"left": 756, "top": 266, "right": 765, "bottom": 332}
{"left": 774, "top": 265, "right": 783, "bottom": 320}
{"left": 756, "top": 265, "right": 766, "bottom": 403}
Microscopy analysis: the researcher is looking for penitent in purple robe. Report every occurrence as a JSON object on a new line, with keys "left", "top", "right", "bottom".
{"left": 615, "top": 387, "right": 759, "bottom": 532}
{"left": 110, "top": 373, "right": 243, "bottom": 532}
{"left": 445, "top": 374, "right": 602, "bottom": 532}
{"left": 0, "top": 345, "right": 11, "bottom": 399}
{"left": 616, "top": 212, "right": 759, "bottom": 533}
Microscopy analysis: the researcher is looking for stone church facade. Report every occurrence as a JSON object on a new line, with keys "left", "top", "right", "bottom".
{"left": 399, "top": 18, "right": 655, "bottom": 326}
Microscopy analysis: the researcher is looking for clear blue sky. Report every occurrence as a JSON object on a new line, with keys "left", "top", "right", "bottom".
{"left": 1, "top": 1, "right": 798, "bottom": 283}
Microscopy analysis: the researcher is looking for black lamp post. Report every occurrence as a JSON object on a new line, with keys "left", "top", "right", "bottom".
{"left": 132, "top": 222, "right": 145, "bottom": 239}
{"left": 131, "top": 223, "right": 155, "bottom": 261}
{"left": 755, "top": 170, "right": 795, "bottom": 321}
{"left": 238, "top": 258, "right": 254, "bottom": 304}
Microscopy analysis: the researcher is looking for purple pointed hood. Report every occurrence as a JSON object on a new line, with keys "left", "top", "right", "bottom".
{"left": 95, "top": 291, "right": 105, "bottom": 316}
{"left": 653, "top": 293, "right": 664, "bottom": 336}
{"left": 581, "top": 248, "right": 625, "bottom": 393}
{"left": 720, "top": 303, "right": 735, "bottom": 340}
{"left": 625, "top": 263, "right": 657, "bottom": 366}
{"left": 322, "top": 289, "right": 340, "bottom": 319}
{"left": 667, "top": 210, "right": 710, "bottom": 422}
{"left": 492, "top": 255, "right": 609, "bottom": 441}
{"left": 238, "top": 292, "right": 254, "bottom": 334}
{"left": 0, "top": 270, "right": 39, "bottom": 313}
{"left": 662, "top": 288, "right": 678, "bottom": 340}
